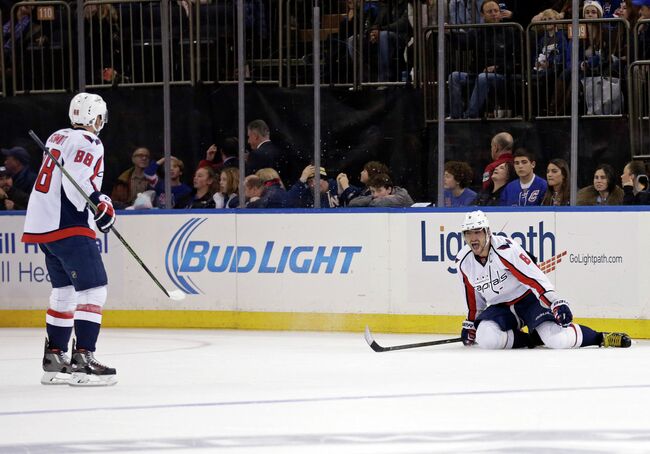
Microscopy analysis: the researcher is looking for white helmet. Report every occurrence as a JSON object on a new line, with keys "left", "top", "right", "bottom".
{"left": 461, "top": 210, "right": 490, "bottom": 232}
{"left": 69, "top": 92, "right": 108, "bottom": 133}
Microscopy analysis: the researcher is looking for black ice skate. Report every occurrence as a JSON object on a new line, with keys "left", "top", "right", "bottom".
{"left": 69, "top": 340, "right": 117, "bottom": 386}
{"left": 600, "top": 332, "right": 632, "bottom": 348}
{"left": 41, "top": 338, "right": 72, "bottom": 385}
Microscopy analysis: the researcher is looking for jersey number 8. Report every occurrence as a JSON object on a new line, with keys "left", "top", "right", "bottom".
{"left": 35, "top": 148, "right": 62, "bottom": 194}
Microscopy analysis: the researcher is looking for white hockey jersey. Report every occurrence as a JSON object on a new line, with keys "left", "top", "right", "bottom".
{"left": 455, "top": 234, "right": 561, "bottom": 321}
{"left": 22, "top": 128, "right": 104, "bottom": 243}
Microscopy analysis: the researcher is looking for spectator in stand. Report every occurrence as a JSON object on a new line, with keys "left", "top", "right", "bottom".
{"left": 0, "top": 165, "right": 29, "bottom": 210}
{"left": 337, "top": 160, "right": 390, "bottom": 206}
{"left": 541, "top": 158, "right": 571, "bottom": 206}
{"left": 198, "top": 137, "right": 239, "bottom": 172}
{"left": 476, "top": 160, "right": 516, "bottom": 206}
{"left": 337, "top": 0, "right": 379, "bottom": 81}
{"left": 482, "top": 132, "right": 514, "bottom": 190}
{"left": 443, "top": 161, "right": 477, "bottom": 207}
{"left": 530, "top": 9, "right": 569, "bottom": 116}
{"left": 144, "top": 156, "right": 192, "bottom": 208}
{"left": 110, "top": 180, "right": 130, "bottom": 210}
{"left": 634, "top": 0, "right": 650, "bottom": 59}
{"left": 1, "top": 146, "right": 36, "bottom": 194}
{"left": 348, "top": 173, "right": 413, "bottom": 207}
{"left": 621, "top": 160, "right": 650, "bottom": 204}
{"left": 367, "top": 0, "right": 412, "bottom": 83}
{"left": 289, "top": 165, "right": 339, "bottom": 208}
{"left": 447, "top": 1, "right": 520, "bottom": 119}
{"left": 501, "top": 148, "right": 548, "bottom": 206}
{"left": 554, "top": 1, "right": 623, "bottom": 114}
{"left": 577, "top": 163, "right": 624, "bottom": 205}
{"left": 176, "top": 166, "right": 218, "bottom": 209}
{"left": 614, "top": 0, "right": 650, "bottom": 63}
{"left": 448, "top": 0, "right": 483, "bottom": 24}
{"left": 83, "top": 3, "right": 122, "bottom": 85}
{"left": 2, "top": 2, "right": 41, "bottom": 68}
{"left": 253, "top": 168, "right": 292, "bottom": 208}
{"left": 346, "top": 0, "right": 411, "bottom": 83}
{"left": 448, "top": 0, "right": 513, "bottom": 25}
{"left": 244, "top": 174, "right": 265, "bottom": 208}
{"left": 246, "top": 120, "right": 294, "bottom": 185}
{"left": 219, "top": 137, "right": 239, "bottom": 170}
{"left": 117, "top": 147, "right": 150, "bottom": 204}
{"left": 214, "top": 167, "right": 240, "bottom": 209}
{"left": 601, "top": 0, "right": 623, "bottom": 17}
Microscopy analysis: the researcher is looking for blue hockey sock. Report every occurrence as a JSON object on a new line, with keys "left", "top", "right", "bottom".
{"left": 579, "top": 324, "right": 602, "bottom": 347}
{"left": 46, "top": 324, "right": 73, "bottom": 352}
{"left": 74, "top": 320, "right": 101, "bottom": 352}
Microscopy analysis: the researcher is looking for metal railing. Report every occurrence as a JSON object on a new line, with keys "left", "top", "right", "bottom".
{"left": 286, "top": 0, "right": 350, "bottom": 87}
{"left": 628, "top": 60, "right": 650, "bottom": 157}
{"left": 423, "top": 22, "right": 526, "bottom": 122}
{"left": 10, "top": 1, "right": 74, "bottom": 94}
{"left": 527, "top": 18, "right": 628, "bottom": 120}
{"left": 634, "top": 19, "right": 650, "bottom": 61}
{"left": 84, "top": 0, "right": 194, "bottom": 88}
{"left": 195, "top": 0, "right": 282, "bottom": 85}
{"left": 0, "top": 10, "right": 5, "bottom": 97}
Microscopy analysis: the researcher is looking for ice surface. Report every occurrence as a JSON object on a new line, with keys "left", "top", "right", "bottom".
{"left": 1, "top": 328, "right": 649, "bottom": 453}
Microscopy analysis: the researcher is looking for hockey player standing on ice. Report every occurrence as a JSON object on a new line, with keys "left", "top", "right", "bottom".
{"left": 455, "top": 210, "right": 631, "bottom": 350}
{"left": 22, "top": 92, "right": 117, "bottom": 386}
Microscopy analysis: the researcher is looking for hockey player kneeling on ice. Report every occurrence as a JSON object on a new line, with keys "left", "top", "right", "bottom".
{"left": 22, "top": 92, "right": 117, "bottom": 386}
{"left": 455, "top": 210, "right": 631, "bottom": 350}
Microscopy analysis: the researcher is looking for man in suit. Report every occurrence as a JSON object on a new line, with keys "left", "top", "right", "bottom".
{"left": 245, "top": 119, "right": 296, "bottom": 184}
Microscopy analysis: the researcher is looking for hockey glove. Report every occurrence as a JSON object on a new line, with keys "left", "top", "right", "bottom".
{"left": 90, "top": 192, "right": 116, "bottom": 233}
{"left": 461, "top": 320, "right": 476, "bottom": 346}
{"left": 551, "top": 300, "right": 573, "bottom": 327}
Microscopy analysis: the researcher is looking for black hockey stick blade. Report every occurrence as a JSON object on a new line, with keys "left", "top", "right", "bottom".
{"left": 364, "top": 326, "right": 463, "bottom": 352}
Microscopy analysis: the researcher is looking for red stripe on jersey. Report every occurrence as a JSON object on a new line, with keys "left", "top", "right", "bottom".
{"left": 504, "top": 289, "right": 532, "bottom": 306}
{"left": 90, "top": 156, "right": 103, "bottom": 192}
{"left": 22, "top": 227, "right": 96, "bottom": 244}
{"left": 497, "top": 254, "right": 549, "bottom": 305}
{"left": 461, "top": 270, "right": 478, "bottom": 320}
{"left": 47, "top": 309, "right": 74, "bottom": 319}
{"left": 76, "top": 304, "right": 102, "bottom": 315}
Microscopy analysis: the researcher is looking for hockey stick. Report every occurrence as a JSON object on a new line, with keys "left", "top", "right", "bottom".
{"left": 28, "top": 130, "right": 185, "bottom": 301}
{"left": 364, "top": 326, "right": 462, "bottom": 352}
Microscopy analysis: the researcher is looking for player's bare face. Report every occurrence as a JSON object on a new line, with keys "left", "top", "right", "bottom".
{"left": 465, "top": 229, "right": 488, "bottom": 256}
{"left": 593, "top": 169, "right": 608, "bottom": 192}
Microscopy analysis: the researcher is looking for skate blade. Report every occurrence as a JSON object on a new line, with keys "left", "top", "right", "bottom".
{"left": 69, "top": 372, "right": 118, "bottom": 387}
{"left": 41, "top": 371, "right": 71, "bottom": 385}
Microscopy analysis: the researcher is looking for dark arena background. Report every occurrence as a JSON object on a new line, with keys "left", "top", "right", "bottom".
{"left": 0, "top": 85, "right": 632, "bottom": 201}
